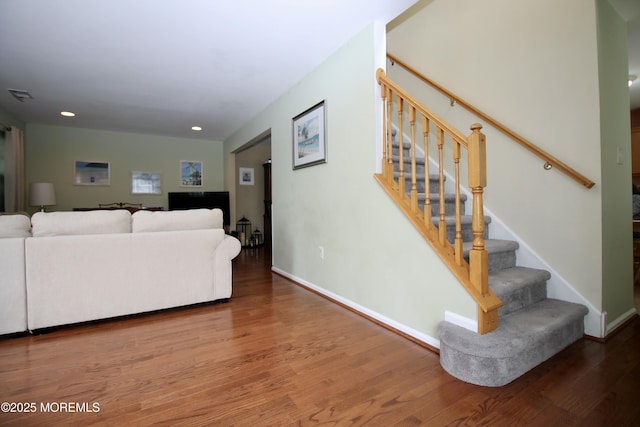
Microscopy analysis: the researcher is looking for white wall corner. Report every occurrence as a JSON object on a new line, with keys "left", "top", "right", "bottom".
{"left": 605, "top": 308, "right": 637, "bottom": 336}
{"left": 374, "top": 20, "right": 386, "bottom": 174}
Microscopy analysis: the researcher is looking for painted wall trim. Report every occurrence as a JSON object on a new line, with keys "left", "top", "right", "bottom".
{"left": 271, "top": 266, "right": 441, "bottom": 349}
{"left": 605, "top": 307, "right": 637, "bottom": 336}
{"left": 444, "top": 311, "right": 477, "bottom": 332}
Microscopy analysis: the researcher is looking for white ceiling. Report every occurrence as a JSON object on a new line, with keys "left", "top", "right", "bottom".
{"left": 0, "top": 0, "right": 637, "bottom": 142}
{"left": 610, "top": 0, "right": 640, "bottom": 111}
{"left": 0, "top": 0, "right": 416, "bottom": 141}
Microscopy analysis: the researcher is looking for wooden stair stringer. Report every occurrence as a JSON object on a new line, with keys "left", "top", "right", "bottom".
{"left": 374, "top": 173, "right": 503, "bottom": 315}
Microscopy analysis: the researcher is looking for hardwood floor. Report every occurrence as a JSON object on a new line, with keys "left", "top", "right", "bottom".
{"left": 1, "top": 247, "right": 639, "bottom": 426}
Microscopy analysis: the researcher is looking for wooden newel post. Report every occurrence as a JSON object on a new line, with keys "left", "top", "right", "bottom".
{"left": 467, "top": 123, "right": 497, "bottom": 334}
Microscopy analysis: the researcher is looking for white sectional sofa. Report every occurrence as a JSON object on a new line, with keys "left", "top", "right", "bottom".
{"left": 0, "top": 214, "right": 31, "bottom": 335}
{"left": 0, "top": 208, "right": 241, "bottom": 333}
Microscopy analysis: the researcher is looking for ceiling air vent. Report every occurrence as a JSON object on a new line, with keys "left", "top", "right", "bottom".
{"left": 8, "top": 89, "right": 33, "bottom": 102}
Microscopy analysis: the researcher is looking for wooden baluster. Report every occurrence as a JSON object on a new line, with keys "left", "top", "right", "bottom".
{"left": 467, "top": 123, "right": 497, "bottom": 334}
{"left": 397, "top": 97, "right": 405, "bottom": 195}
{"left": 437, "top": 127, "right": 446, "bottom": 245}
{"left": 381, "top": 84, "right": 389, "bottom": 180}
{"left": 453, "top": 140, "right": 463, "bottom": 265}
{"left": 423, "top": 116, "right": 431, "bottom": 227}
{"left": 386, "top": 87, "right": 394, "bottom": 184}
{"left": 409, "top": 106, "right": 418, "bottom": 213}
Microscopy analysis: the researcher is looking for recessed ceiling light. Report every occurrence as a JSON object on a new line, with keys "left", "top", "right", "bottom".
{"left": 630, "top": 75, "right": 637, "bottom": 87}
{"left": 60, "top": 111, "right": 75, "bottom": 117}
{"left": 191, "top": 126, "right": 202, "bottom": 131}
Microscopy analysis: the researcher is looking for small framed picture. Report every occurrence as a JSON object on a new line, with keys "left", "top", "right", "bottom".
{"left": 74, "top": 160, "right": 110, "bottom": 186}
{"left": 180, "top": 161, "right": 203, "bottom": 187}
{"left": 131, "top": 171, "right": 162, "bottom": 194}
{"left": 293, "top": 100, "right": 327, "bottom": 169}
{"left": 239, "top": 167, "right": 254, "bottom": 186}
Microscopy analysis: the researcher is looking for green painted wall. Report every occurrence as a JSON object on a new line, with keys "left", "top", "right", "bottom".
{"left": 234, "top": 141, "right": 271, "bottom": 237}
{"left": 386, "top": 0, "right": 635, "bottom": 336}
{"left": 225, "top": 23, "right": 475, "bottom": 342}
{"left": 24, "top": 124, "right": 224, "bottom": 213}
{"left": 596, "top": 0, "right": 635, "bottom": 329}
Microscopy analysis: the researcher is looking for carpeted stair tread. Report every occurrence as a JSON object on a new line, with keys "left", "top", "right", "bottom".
{"left": 418, "top": 193, "right": 467, "bottom": 202}
{"left": 433, "top": 215, "right": 492, "bottom": 227}
{"left": 462, "top": 239, "right": 518, "bottom": 255}
{"left": 439, "top": 298, "right": 587, "bottom": 357}
{"left": 419, "top": 193, "right": 468, "bottom": 216}
{"left": 438, "top": 298, "right": 588, "bottom": 387}
{"left": 433, "top": 215, "right": 491, "bottom": 244}
{"left": 394, "top": 171, "right": 439, "bottom": 181}
{"left": 463, "top": 239, "right": 520, "bottom": 277}
{"left": 489, "top": 266, "right": 550, "bottom": 316}
{"left": 396, "top": 172, "right": 441, "bottom": 193}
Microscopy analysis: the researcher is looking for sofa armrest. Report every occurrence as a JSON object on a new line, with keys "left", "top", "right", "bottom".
{"left": 212, "top": 235, "right": 242, "bottom": 300}
{"left": 219, "top": 235, "right": 242, "bottom": 260}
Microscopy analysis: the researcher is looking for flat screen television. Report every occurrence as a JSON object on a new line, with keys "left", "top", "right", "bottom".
{"left": 168, "top": 191, "right": 230, "bottom": 228}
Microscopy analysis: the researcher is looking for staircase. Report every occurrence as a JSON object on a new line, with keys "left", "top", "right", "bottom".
{"left": 393, "top": 137, "right": 588, "bottom": 387}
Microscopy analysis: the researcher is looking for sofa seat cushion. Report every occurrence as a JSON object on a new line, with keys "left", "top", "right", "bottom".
{"left": 31, "top": 210, "right": 132, "bottom": 237}
{"left": 131, "top": 208, "right": 223, "bottom": 232}
{"left": 0, "top": 213, "right": 32, "bottom": 238}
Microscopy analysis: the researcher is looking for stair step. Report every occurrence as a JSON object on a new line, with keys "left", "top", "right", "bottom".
{"left": 438, "top": 298, "right": 588, "bottom": 387}
{"left": 389, "top": 129, "right": 589, "bottom": 388}
{"left": 433, "top": 215, "right": 491, "bottom": 243}
{"left": 392, "top": 145, "right": 425, "bottom": 158}
{"left": 418, "top": 193, "right": 467, "bottom": 216}
{"left": 463, "top": 239, "right": 518, "bottom": 273}
{"left": 392, "top": 139, "right": 422, "bottom": 152}
{"left": 395, "top": 172, "right": 440, "bottom": 193}
{"left": 490, "top": 267, "right": 550, "bottom": 316}
{"left": 392, "top": 158, "right": 428, "bottom": 175}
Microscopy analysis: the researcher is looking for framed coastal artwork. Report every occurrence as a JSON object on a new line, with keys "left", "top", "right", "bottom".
{"left": 74, "top": 160, "right": 110, "bottom": 186}
{"left": 180, "top": 161, "right": 203, "bottom": 187}
{"left": 292, "top": 100, "right": 326, "bottom": 169}
{"left": 131, "top": 171, "right": 162, "bottom": 194}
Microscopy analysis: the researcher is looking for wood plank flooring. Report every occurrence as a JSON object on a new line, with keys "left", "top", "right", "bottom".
{"left": 1, "top": 247, "right": 639, "bottom": 426}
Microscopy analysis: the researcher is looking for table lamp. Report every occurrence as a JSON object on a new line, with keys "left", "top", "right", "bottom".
{"left": 29, "top": 182, "right": 56, "bottom": 212}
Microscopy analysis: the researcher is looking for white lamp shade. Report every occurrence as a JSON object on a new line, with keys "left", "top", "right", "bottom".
{"left": 29, "top": 182, "right": 56, "bottom": 207}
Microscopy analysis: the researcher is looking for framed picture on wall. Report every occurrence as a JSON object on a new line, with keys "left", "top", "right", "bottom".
{"left": 180, "top": 161, "right": 203, "bottom": 187}
{"left": 292, "top": 100, "right": 327, "bottom": 169}
{"left": 74, "top": 160, "right": 110, "bottom": 186}
{"left": 131, "top": 171, "right": 162, "bottom": 194}
{"left": 239, "top": 167, "right": 254, "bottom": 185}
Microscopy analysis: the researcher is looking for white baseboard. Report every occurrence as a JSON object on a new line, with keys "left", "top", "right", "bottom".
{"left": 271, "top": 267, "right": 441, "bottom": 349}
{"left": 444, "top": 311, "right": 477, "bottom": 332}
{"left": 605, "top": 307, "right": 638, "bottom": 336}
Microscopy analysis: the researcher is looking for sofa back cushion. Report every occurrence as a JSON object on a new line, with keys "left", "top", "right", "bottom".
{"left": 131, "top": 208, "right": 223, "bottom": 232}
{"left": 0, "top": 213, "right": 31, "bottom": 238}
{"left": 31, "top": 210, "right": 132, "bottom": 237}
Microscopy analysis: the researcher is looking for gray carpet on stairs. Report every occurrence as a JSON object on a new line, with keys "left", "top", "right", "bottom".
{"left": 391, "top": 134, "right": 589, "bottom": 387}
{"left": 438, "top": 299, "right": 588, "bottom": 387}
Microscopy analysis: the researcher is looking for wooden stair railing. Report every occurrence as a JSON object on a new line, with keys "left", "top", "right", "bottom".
{"left": 375, "top": 68, "right": 502, "bottom": 335}
{"left": 387, "top": 53, "right": 595, "bottom": 190}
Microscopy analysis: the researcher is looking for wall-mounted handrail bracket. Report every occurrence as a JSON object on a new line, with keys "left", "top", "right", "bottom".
{"left": 386, "top": 53, "right": 595, "bottom": 189}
